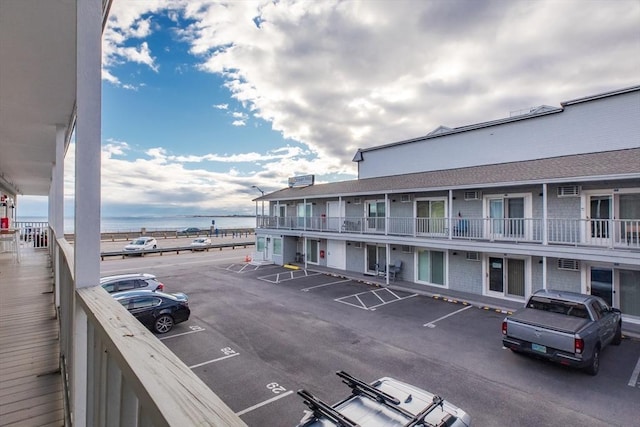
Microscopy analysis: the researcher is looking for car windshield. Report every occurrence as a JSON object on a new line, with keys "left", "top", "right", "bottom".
{"left": 131, "top": 239, "right": 146, "bottom": 245}
{"left": 194, "top": 239, "right": 206, "bottom": 243}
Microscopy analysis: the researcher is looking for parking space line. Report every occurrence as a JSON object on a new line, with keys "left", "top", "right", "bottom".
{"left": 235, "top": 390, "right": 295, "bottom": 416}
{"left": 258, "top": 270, "right": 322, "bottom": 284}
{"left": 335, "top": 288, "right": 417, "bottom": 310}
{"left": 188, "top": 352, "right": 240, "bottom": 369}
{"left": 301, "top": 278, "right": 351, "bottom": 292}
{"left": 629, "top": 356, "right": 640, "bottom": 387}
{"left": 423, "top": 305, "right": 473, "bottom": 328}
{"left": 159, "top": 327, "right": 205, "bottom": 340}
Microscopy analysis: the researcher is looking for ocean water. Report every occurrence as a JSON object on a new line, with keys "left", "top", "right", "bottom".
{"left": 16, "top": 215, "right": 256, "bottom": 233}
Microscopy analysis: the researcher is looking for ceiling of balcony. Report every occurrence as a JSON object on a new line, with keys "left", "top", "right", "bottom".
{"left": 0, "top": 0, "right": 77, "bottom": 196}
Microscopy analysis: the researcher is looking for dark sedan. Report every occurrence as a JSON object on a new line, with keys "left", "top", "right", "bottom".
{"left": 112, "top": 290, "right": 190, "bottom": 334}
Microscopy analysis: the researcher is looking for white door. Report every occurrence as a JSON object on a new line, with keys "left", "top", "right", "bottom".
{"left": 326, "top": 240, "right": 346, "bottom": 269}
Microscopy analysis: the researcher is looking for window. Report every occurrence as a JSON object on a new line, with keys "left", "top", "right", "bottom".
{"left": 257, "top": 236, "right": 265, "bottom": 252}
{"left": 620, "top": 269, "right": 640, "bottom": 317}
{"left": 306, "top": 239, "right": 319, "bottom": 264}
{"left": 273, "top": 237, "right": 282, "bottom": 255}
{"left": 131, "top": 297, "right": 160, "bottom": 309}
{"left": 365, "top": 200, "right": 385, "bottom": 232}
{"left": 417, "top": 249, "right": 445, "bottom": 285}
{"left": 485, "top": 193, "right": 531, "bottom": 240}
{"left": 416, "top": 199, "right": 446, "bottom": 235}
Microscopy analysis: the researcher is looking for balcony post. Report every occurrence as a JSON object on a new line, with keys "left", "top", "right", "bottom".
{"left": 385, "top": 193, "right": 389, "bottom": 235}
{"left": 73, "top": 0, "right": 103, "bottom": 424}
{"left": 542, "top": 183, "right": 548, "bottom": 245}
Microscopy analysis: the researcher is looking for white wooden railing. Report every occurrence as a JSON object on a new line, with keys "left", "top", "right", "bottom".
{"left": 54, "top": 231, "right": 246, "bottom": 426}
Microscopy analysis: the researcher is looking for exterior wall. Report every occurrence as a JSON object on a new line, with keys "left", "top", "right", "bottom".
{"left": 448, "top": 251, "right": 483, "bottom": 295}
{"left": 345, "top": 243, "right": 365, "bottom": 272}
{"left": 545, "top": 259, "right": 583, "bottom": 292}
{"left": 358, "top": 89, "right": 640, "bottom": 179}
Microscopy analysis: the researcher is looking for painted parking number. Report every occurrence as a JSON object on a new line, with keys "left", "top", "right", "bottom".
{"left": 221, "top": 347, "right": 237, "bottom": 356}
{"left": 267, "top": 382, "right": 287, "bottom": 394}
{"left": 189, "top": 325, "right": 204, "bottom": 332}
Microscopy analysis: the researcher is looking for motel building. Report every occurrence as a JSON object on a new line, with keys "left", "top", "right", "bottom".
{"left": 252, "top": 85, "right": 640, "bottom": 325}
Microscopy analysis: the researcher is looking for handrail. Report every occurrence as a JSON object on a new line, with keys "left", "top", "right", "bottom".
{"left": 54, "top": 231, "right": 247, "bottom": 426}
{"left": 76, "top": 286, "right": 247, "bottom": 426}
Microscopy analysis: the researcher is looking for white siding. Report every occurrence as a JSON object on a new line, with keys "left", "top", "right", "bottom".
{"left": 359, "top": 89, "right": 640, "bottom": 179}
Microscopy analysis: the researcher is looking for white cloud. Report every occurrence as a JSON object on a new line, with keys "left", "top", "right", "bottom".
{"left": 99, "top": 0, "right": 640, "bottom": 215}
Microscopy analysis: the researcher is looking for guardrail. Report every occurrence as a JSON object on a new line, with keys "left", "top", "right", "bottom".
{"left": 100, "top": 241, "right": 255, "bottom": 260}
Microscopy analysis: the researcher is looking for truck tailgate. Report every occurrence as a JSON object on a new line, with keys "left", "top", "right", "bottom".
{"left": 507, "top": 309, "right": 589, "bottom": 353}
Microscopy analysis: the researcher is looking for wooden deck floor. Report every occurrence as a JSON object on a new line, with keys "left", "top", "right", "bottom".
{"left": 0, "top": 247, "right": 64, "bottom": 427}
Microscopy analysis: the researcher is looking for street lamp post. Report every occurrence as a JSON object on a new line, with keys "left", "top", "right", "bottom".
{"left": 251, "top": 185, "right": 265, "bottom": 227}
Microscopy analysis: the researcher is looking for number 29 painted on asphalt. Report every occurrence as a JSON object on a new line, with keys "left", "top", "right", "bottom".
{"left": 266, "top": 382, "right": 287, "bottom": 394}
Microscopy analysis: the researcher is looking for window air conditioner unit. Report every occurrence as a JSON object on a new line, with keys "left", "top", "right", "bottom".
{"left": 353, "top": 197, "right": 362, "bottom": 205}
{"left": 464, "top": 191, "right": 481, "bottom": 200}
{"left": 401, "top": 245, "right": 413, "bottom": 253}
{"left": 352, "top": 242, "right": 363, "bottom": 248}
{"left": 557, "top": 259, "right": 580, "bottom": 271}
{"left": 465, "top": 252, "right": 480, "bottom": 261}
{"left": 557, "top": 185, "right": 580, "bottom": 197}
{"left": 400, "top": 194, "right": 413, "bottom": 203}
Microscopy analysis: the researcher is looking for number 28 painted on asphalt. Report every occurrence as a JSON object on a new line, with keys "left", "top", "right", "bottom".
{"left": 266, "top": 382, "right": 287, "bottom": 394}
{"left": 220, "top": 347, "right": 237, "bottom": 356}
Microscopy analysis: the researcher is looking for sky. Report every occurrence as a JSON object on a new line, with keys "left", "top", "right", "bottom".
{"left": 18, "top": 0, "right": 640, "bottom": 217}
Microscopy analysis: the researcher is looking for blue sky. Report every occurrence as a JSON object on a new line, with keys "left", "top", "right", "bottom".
{"left": 18, "top": 0, "right": 640, "bottom": 217}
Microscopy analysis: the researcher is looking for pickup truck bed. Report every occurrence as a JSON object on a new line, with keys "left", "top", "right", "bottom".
{"left": 502, "top": 289, "right": 622, "bottom": 375}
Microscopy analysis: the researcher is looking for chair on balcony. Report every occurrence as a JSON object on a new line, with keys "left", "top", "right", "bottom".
{"left": 453, "top": 219, "right": 469, "bottom": 237}
{"left": 388, "top": 260, "right": 402, "bottom": 281}
{"left": 375, "top": 263, "right": 386, "bottom": 277}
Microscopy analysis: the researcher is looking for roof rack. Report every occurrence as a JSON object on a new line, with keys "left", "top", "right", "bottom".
{"left": 297, "top": 389, "right": 359, "bottom": 427}
{"left": 404, "top": 395, "right": 445, "bottom": 427}
{"left": 337, "top": 371, "right": 415, "bottom": 419}
{"left": 298, "top": 372, "right": 451, "bottom": 427}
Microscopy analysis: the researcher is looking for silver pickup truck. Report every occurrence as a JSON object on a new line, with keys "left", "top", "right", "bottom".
{"left": 502, "top": 289, "right": 622, "bottom": 375}
{"left": 296, "top": 371, "right": 471, "bottom": 426}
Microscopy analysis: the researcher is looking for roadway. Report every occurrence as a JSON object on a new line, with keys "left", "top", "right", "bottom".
{"left": 100, "top": 248, "right": 640, "bottom": 427}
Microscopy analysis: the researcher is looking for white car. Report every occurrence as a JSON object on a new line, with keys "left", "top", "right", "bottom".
{"left": 190, "top": 237, "right": 211, "bottom": 250}
{"left": 124, "top": 236, "right": 158, "bottom": 252}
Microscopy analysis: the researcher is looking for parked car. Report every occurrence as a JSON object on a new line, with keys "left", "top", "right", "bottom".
{"left": 123, "top": 236, "right": 157, "bottom": 252}
{"left": 111, "top": 290, "right": 190, "bottom": 334}
{"left": 178, "top": 227, "right": 200, "bottom": 235}
{"left": 296, "top": 371, "right": 471, "bottom": 426}
{"left": 100, "top": 273, "right": 165, "bottom": 293}
{"left": 190, "top": 237, "right": 211, "bottom": 250}
{"left": 502, "top": 289, "right": 622, "bottom": 375}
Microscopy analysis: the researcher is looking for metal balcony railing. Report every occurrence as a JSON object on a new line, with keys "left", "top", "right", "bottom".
{"left": 256, "top": 216, "right": 640, "bottom": 249}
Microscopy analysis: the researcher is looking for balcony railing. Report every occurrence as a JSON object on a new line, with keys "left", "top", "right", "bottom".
{"left": 256, "top": 216, "right": 640, "bottom": 249}
{"left": 54, "top": 231, "right": 247, "bottom": 426}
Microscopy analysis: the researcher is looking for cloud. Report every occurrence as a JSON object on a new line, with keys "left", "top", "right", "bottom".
{"left": 177, "top": 0, "right": 639, "bottom": 160}
{"left": 98, "top": 0, "right": 640, "bottom": 215}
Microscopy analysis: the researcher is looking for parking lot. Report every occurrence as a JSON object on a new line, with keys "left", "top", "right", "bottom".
{"left": 101, "top": 250, "right": 640, "bottom": 426}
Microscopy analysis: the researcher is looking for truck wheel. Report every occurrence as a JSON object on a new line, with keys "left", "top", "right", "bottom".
{"left": 585, "top": 346, "right": 600, "bottom": 376}
{"left": 612, "top": 323, "right": 622, "bottom": 345}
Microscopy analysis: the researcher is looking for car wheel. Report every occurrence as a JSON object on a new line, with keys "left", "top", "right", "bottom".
{"left": 154, "top": 314, "right": 174, "bottom": 334}
{"left": 613, "top": 323, "right": 622, "bottom": 345}
{"left": 585, "top": 346, "right": 600, "bottom": 376}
